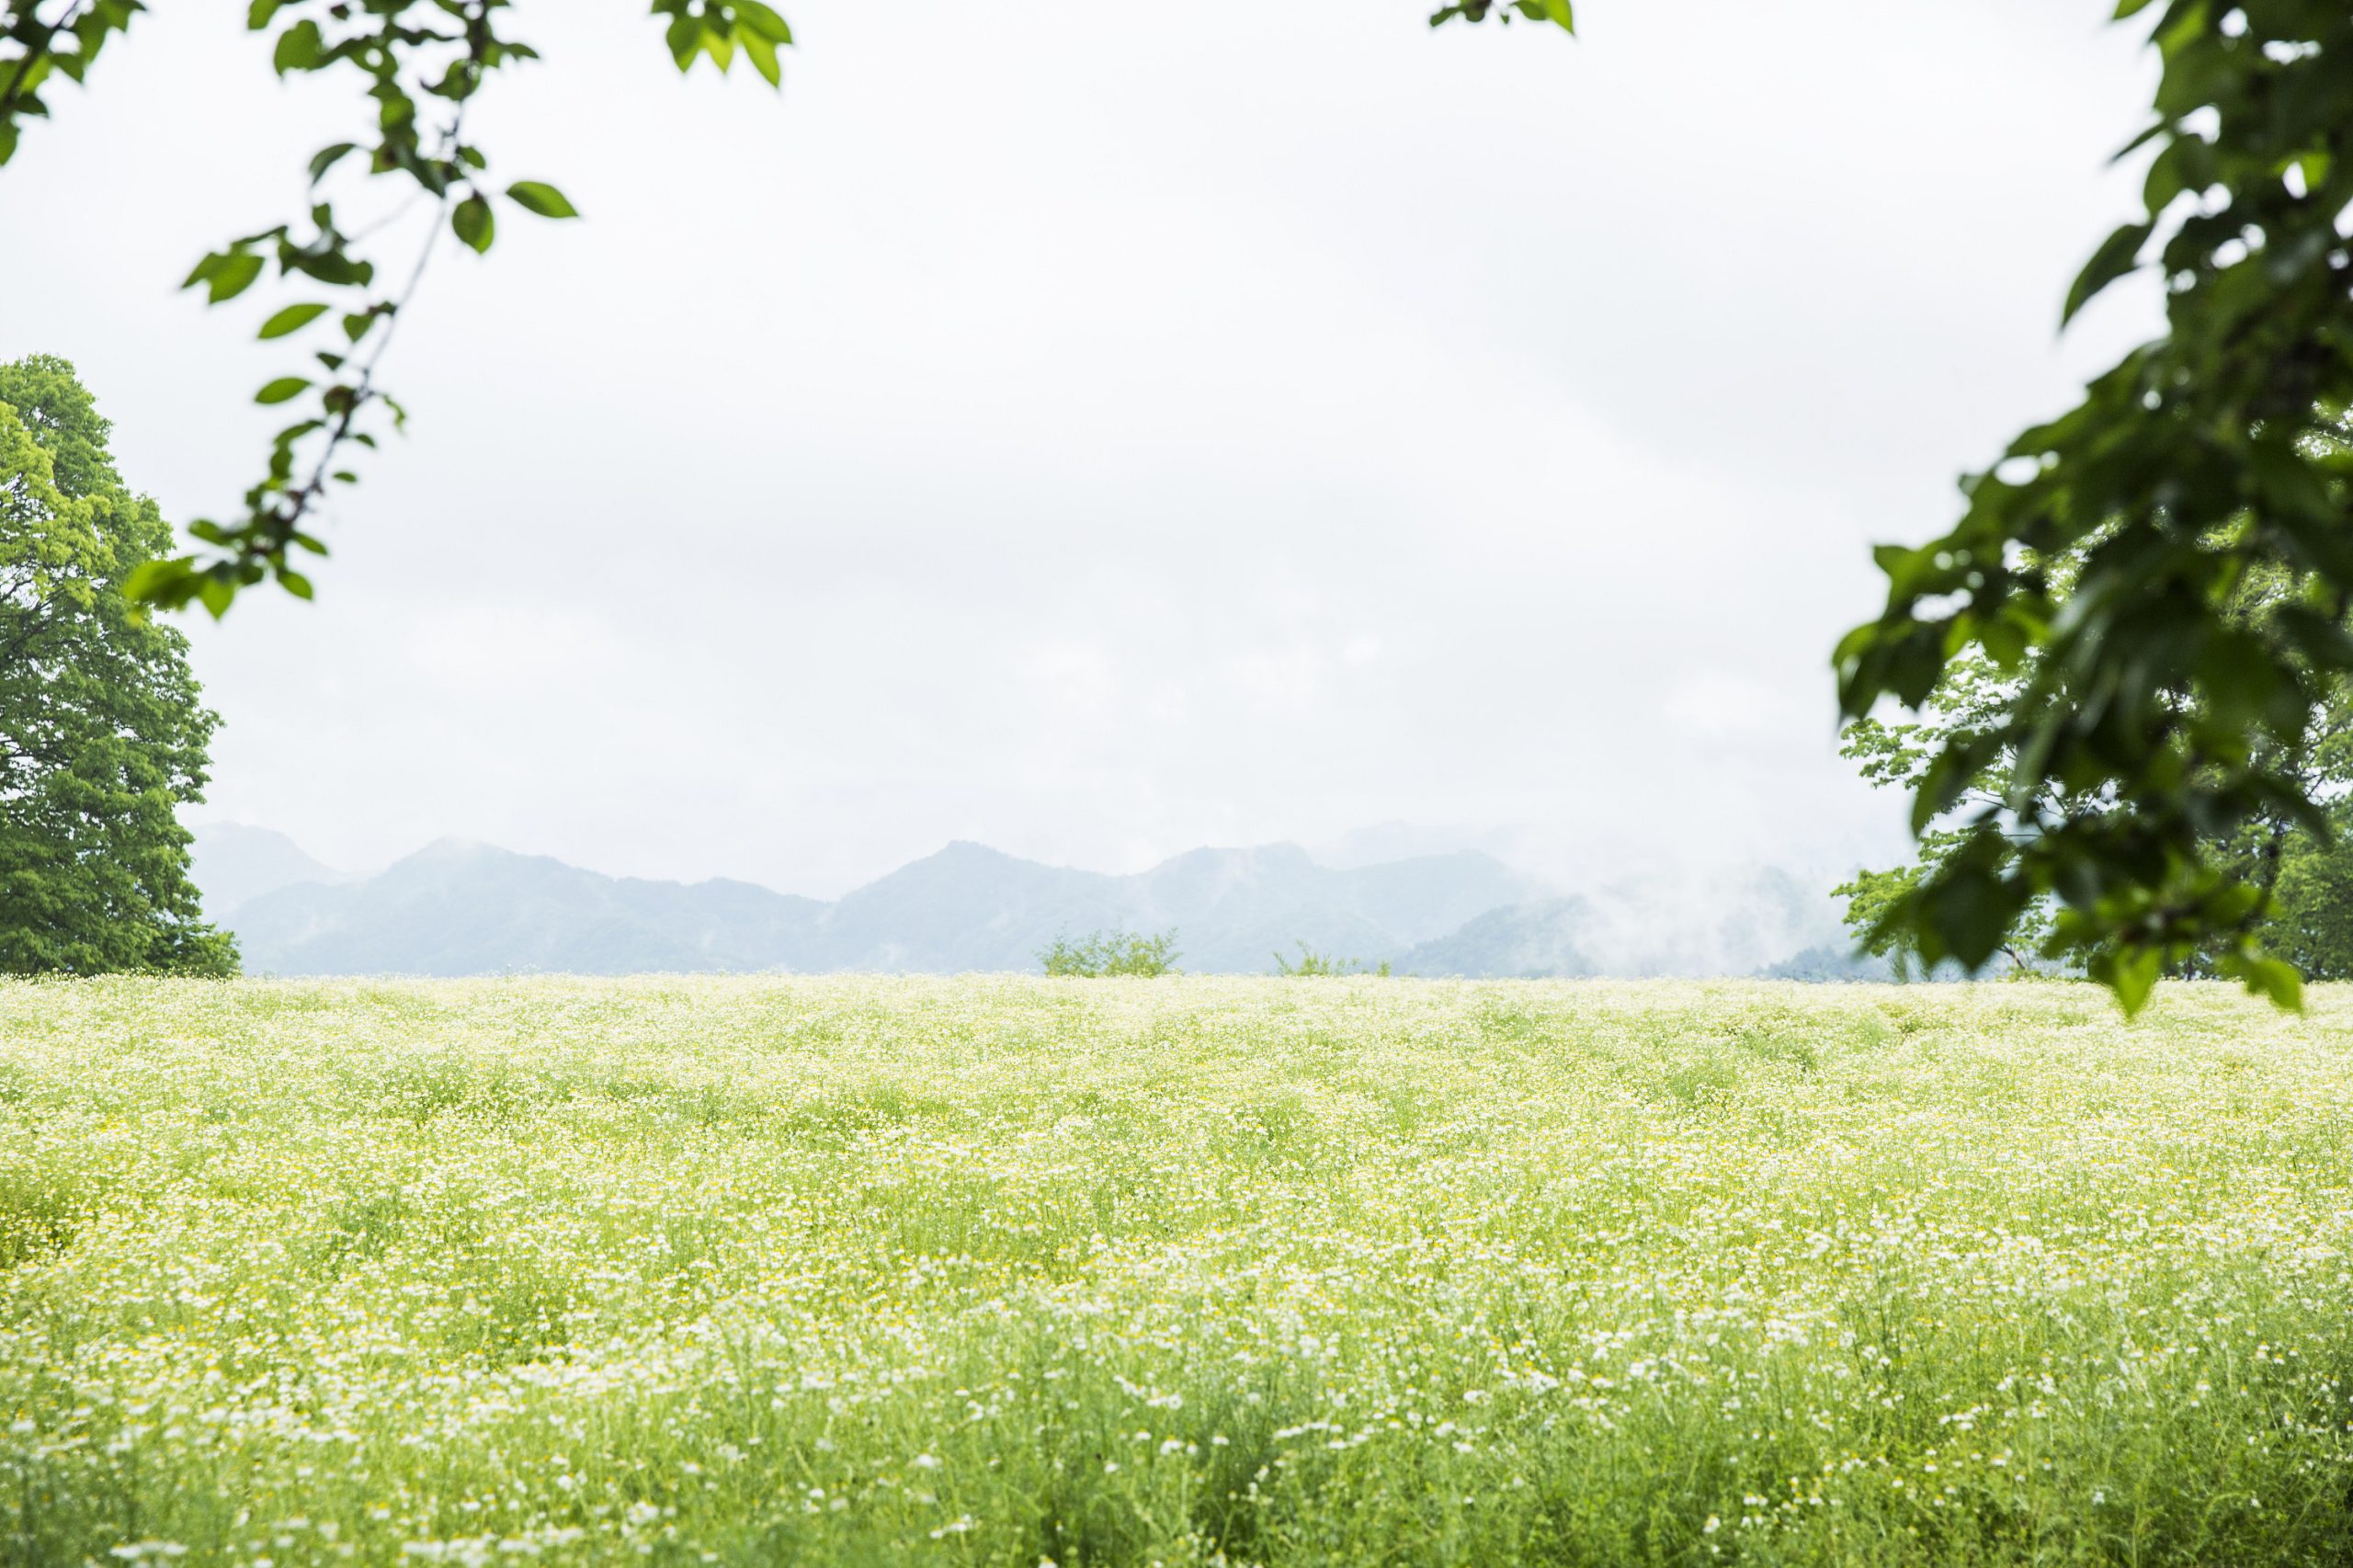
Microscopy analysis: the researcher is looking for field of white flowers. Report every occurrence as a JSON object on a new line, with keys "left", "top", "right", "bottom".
{"left": 3, "top": 977, "right": 2351, "bottom": 1566}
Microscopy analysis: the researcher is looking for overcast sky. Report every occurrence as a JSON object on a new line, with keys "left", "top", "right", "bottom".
{"left": 2, "top": 1, "right": 2162, "bottom": 896}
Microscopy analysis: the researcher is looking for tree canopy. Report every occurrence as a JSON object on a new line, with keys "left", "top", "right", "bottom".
{"left": 1836, "top": 1, "right": 2353, "bottom": 1009}
{"left": 1837, "top": 637, "right": 2353, "bottom": 986}
{"left": 0, "top": 354, "right": 236, "bottom": 975}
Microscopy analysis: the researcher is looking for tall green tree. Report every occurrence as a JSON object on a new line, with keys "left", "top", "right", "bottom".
{"left": 0, "top": 354, "right": 236, "bottom": 975}
{"left": 2269, "top": 822, "right": 2353, "bottom": 979}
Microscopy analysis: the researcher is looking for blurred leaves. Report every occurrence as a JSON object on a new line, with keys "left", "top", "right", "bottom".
{"left": 1836, "top": 1, "right": 2353, "bottom": 1009}
{"left": 1427, "top": 0, "right": 1574, "bottom": 28}
{"left": 505, "top": 179, "right": 576, "bottom": 219}
{"left": 256, "top": 302, "right": 329, "bottom": 339}
{"left": 2061, "top": 220, "right": 2149, "bottom": 326}
{"left": 451, "top": 193, "right": 494, "bottom": 254}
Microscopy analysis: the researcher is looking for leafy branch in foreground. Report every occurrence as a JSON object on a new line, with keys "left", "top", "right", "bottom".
{"left": 1835, "top": 657, "right": 2057, "bottom": 979}
{"left": 1836, "top": 2, "right": 2353, "bottom": 1011}
{"left": 1427, "top": 0, "right": 1573, "bottom": 27}
{"left": 1, "top": 1, "right": 1563, "bottom": 616}
{"left": 0, "top": 0, "right": 793, "bottom": 615}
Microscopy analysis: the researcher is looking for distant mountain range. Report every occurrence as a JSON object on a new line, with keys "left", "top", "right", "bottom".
{"left": 1396, "top": 868, "right": 1851, "bottom": 980}
{"left": 188, "top": 823, "right": 358, "bottom": 915}
{"left": 189, "top": 824, "right": 1854, "bottom": 980}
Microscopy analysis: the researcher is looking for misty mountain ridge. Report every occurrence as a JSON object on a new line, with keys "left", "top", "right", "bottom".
{"left": 188, "top": 822, "right": 358, "bottom": 918}
{"left": 1395, "top": 867, "right": 1846, "bottom": 980}
{"left": 191, "top": 824, "right": 1849, "bottom": 980}
{"left": 223, "top": 836, "right": 824, "bottom": 978}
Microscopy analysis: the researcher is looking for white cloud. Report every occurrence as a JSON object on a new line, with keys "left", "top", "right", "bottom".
{"left": 0, "top": 0, "right": 2162, "bottom": 894}
{"left": 1663, "top": 671, "right": 1802, "bottom": 740}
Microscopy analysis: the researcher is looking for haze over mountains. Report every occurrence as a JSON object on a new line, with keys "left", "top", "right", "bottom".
{"left": 190, "top": 824, "right": 1856, "bottom": 980}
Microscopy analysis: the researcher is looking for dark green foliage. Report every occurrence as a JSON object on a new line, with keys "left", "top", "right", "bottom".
{"left": 1038, "top": 929, "right": 1180, "bottom": 978}
{"left": 1836, "top": 4, "right": 2353, "bottom": 1008}
{"left": 1843, "top": 634, "right": 2353, "bottom": 993}
{"left": 1836, "top": 656, "right": 2057, "bottom": 976}
{"left": 0, "top": 355, "right": 236, "bottom": 975}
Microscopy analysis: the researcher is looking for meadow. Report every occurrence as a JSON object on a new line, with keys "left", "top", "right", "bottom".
{"left": 3, "top": 977, "right": 2352, "bottom": 1567}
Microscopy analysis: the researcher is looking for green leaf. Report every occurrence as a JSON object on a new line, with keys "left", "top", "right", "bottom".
{"left": 2063, "top": 222, "right": 2151, "bottom": 325}
{"left": 272, "top": 18, "right": 323, "bottom": 74}
{"left": 2239, "top": 956, "right": 2306, "bottom": 1012}
{"left": 257, "top": 302, "right": 330, "bottom": 340}
{"left": 452, "top": 194, "right": 494, "bottom": 254}
{"left": 2099, "top": 945, "right": 2163, "bottom": 1017}
{"left": 733, "top": 0, "right": 793, "bottom": 42}
{"left": 212, "top": 255, "right": 266, "bottom": 304}
{"left": 1978, "top": 614, "right": 2029, "bottom": 670}
{"left": 506, "top": 180, "right": 579, "bottom": 219}
{"left": 123, "top": 557, "right": 194, "bottom": 607}
{"left": 255, "top": 377, "right": 312, "bottom": 405}
{"left": 307, "top": 142, "right": 358, "bottom": 184}
{"left": 741, "top": 30, "right": 781, "bottom": 86}
{"left": 278, "top": 570, "right": 315, "bottom": 601}
{"left": 2112, "top": 0, "right": 2160, "bottom": 15}
{"left": 186, "top": 251, "right": 265, "bottom": 304}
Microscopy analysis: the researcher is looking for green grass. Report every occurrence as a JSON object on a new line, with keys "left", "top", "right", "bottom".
{"left": 3, "top": 976, "right": 2352, "bottom": 1565}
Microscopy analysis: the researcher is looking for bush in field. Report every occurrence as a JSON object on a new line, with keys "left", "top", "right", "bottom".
{"left": 1273, "top": 942, "right": 1389, "bottom": 977}
{"left": 1037, "top": 928, "right": 1179, "bottom": 977}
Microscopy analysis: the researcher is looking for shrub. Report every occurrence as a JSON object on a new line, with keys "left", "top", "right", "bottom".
{"left": 1038, "top": 929, "right": 1180, "bottom": 977}
{"left": 1272, "top": 942, "right": 1389, "bottom": 977}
